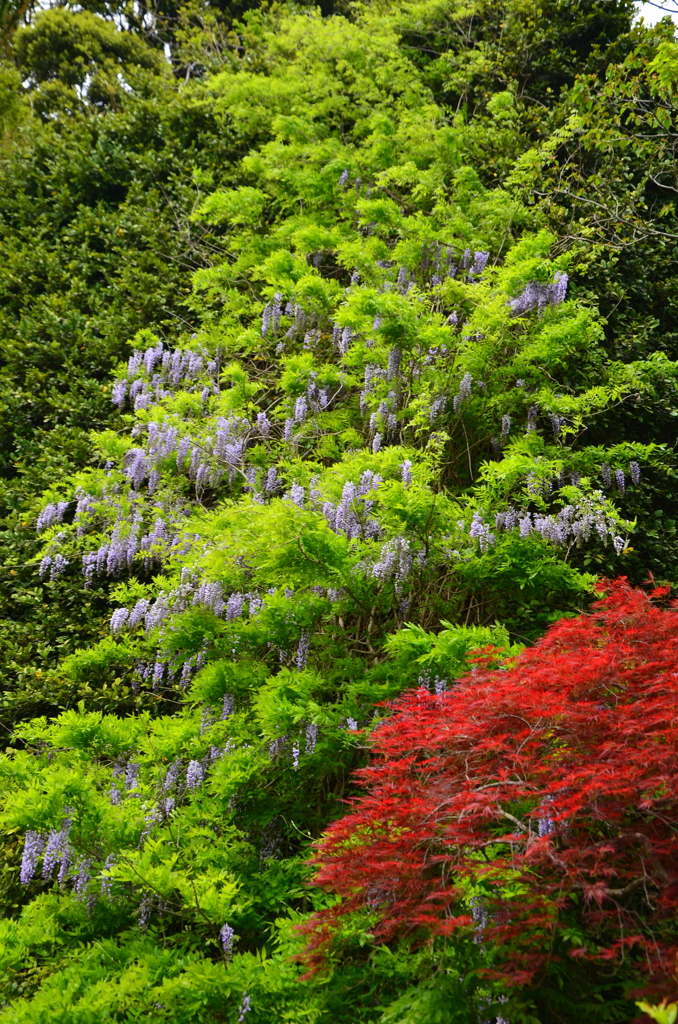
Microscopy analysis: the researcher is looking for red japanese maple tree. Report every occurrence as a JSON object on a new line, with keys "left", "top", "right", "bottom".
{"left": 302, "top": 579, "right": 678, "bottom": 988}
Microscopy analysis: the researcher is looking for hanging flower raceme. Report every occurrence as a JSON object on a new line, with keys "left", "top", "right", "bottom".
{"left": 508, "top": 271, "right": 569, "bottom": 317}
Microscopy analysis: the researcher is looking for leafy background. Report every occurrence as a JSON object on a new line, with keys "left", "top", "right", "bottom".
{"left": 0, "top": 0, "right": 677, "bottom": 1021}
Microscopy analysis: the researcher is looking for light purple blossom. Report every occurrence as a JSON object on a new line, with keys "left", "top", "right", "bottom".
{"left": 163, "top": 761, "right": 181, "bottom": 792}
{"left": 264, "top": 467, "right": 279, "bottom": 494}
{"left": 73, "top": 857, "right": 92, "bottom": 900}
{"left": 127, "top": 350, "right": 143, "bottom": 376}
{"left": 42, "top": 812, "right": 72, "bottom": 882}
{"left": 124, "top": 448, "right": 148, "bottom": 489}
{"left": 519, "top": 513, "right": 533, "bottom": 537}
{"left": 128, "top": 599, "right": 150, "bottom": 629}
{"left": 372, "top": 536, "right": 413, "bottom": 592}
{"left": 430, "top": 396, "right": 447, "bottom": 422}
{"left": 139, "top": 893, "right": 154, "bottom": 930}
{"left": 401, "top": 460, "right": 413, "bottom": 487}
{"left": 176, "top": 435, "right": 191, "bottom": 469}
{"left": 101, "top": 854, "right": 116, "bottom": 898}
{"left": 615, "top": 468, "right": 626, "bottom": 495}
{"left": 201, "top": 707, "right": 214, "bottom": 735}
{"left": 296, "top": 631, "right": 310, "bottom": 670}
{"left": 339, "top": 326, "right": 352, "bottom": 356}
{"left": 193, "top": 581, "right": 225, "bottom": 616}
{"left": 43, "top": 553, "right": 69, "bottom": 581}
{"left": 220, "top": 923, "right": 235, "bottom": 956}
{"left": 110, "top": 607, "right": 130, "bottom": 635}
{"left": 257, "top": 412, "right": 271, "bottom": 438}
{"left": 294, "top": 396, "right": 308, "bottom": 423}
{"left": 334, "top": 482, "right": 360, "bottom": 538}
{"left": 469, "top": 512, "right": 496, "bottom": 552}
{"left": 143, "top": 342, "right": 163, "bottom": 375}
{"left": 305, "top": 723, "right": 318, "bottom": 754}
{"left": 125, "top": 762, "right": 140, "bottom": 790}
{"left": 471, "top": 896, "right": 488, "bottom": 934}
{"left": 537, "top": 800, "right": 554, "bottom": 837}
{"left": 548, "top": 414, "right": 561, "bottom": 438}
{"left": 322, "top": 501, "right": 336, "bottom": 530}
{"left": 112, "top": 377, "right": 128, "bottom": 408}
{"left": 20, "top": 831, "right": 45, "bottom": 885}
{"left": 495, "top": 507, "right": 518, "bottom": 532}
{"left": 226, "top": 592, "right": 244, "bottom": 621}
{"left": 469, "top": 251, "right": 489, "bottom": 278}
{"left": 287, "top": 305, "right": 306, "bottom": 339}
{"left": 387, "top": 346, "right": 401, "bottom": 381}
{"left": 527, "top": 405, "right": 538, "bottom": 433}
{"left": 630, "top": 460, "right": 641, "bottom": 485}
{"left": 36, "top": 502, "right": 67, "bottom": 531}
{"left": 289, "top": 483, "right": 305, "bottom": 507}
{"left": 272, "top": 293, "right": 282, "bottom": 333}
{"left": 186, "top": 760, "right": 204, "bottom": 790}
{"left": 508, "top": 272, "right": 568, "bottom": 316}
{"left": 73, "top": 492, "right": 96, "bottom": 536}
{"left": 261, "top": 303, "right": 272, "bottom": 336}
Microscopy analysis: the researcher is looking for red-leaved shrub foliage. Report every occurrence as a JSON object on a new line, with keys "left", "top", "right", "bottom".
{"left": 302, "top": 580, "right": 678, "bottom": 987}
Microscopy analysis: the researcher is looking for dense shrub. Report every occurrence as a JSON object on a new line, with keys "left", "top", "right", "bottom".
{"left": 305, "top": 580, "right": 678, "bottom": 1010}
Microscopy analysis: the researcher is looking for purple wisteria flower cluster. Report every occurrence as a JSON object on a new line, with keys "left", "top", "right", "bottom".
{"left": 317, "top": 470, "right": 384, "bottom": 540}
{"left": 489, "top": 493, "right": 626, "bottom": 552}
{"left": 430, "top": 371, "right": 474, "bottom": 424}
{"left": 20, "top": 809, "right": 73, "bottom": 886}
{"left": 109, "top": 565, "right": 270, "bottom": 649}
{"left": 36, "top": 500, "right": 70, "bottom": 531}
{"left": 220, "top": 923, "right": 235, "bottom": 957}
{"left": 39, "top": 551, "right": 70, "bottom": 581}
{"left": 368, "top": 393, "right": 398, "bottom": 451}
{"left": 423, "top": 245, "right": 489, "bottom": 287}
{"left": 122, "top": 414, "right": 258, "bottom": 496}
{"left": 600, "top": 460, "right": 641, "bottom": 493}
{"left": 82, "top": 513, "right": 148, "bottom": 585}
{"left": 371, "top": 535, "right": 425, "bottom": 594}
{"left": 508, "top": 271, "right": 568, "bottom": 317}
{"left": 112, "top": 341, "right": 219, "bottom": 411}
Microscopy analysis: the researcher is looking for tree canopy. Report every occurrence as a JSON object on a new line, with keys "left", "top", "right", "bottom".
{"left": 0, "top": 1, "right": 677, "bottom": 1022}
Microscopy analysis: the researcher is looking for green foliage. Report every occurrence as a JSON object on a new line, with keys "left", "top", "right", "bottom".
{"left": 14, "top": 9, "right": 163, "bottom": 111}
{"left": 0, "top": 0, "right": 676, "bottom": 1021}
{"left": 0, "top": 17, "right": 238, "bottom": 720}
{"left": 638, "top": 1001, "right": 678, "bottom": 1024}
